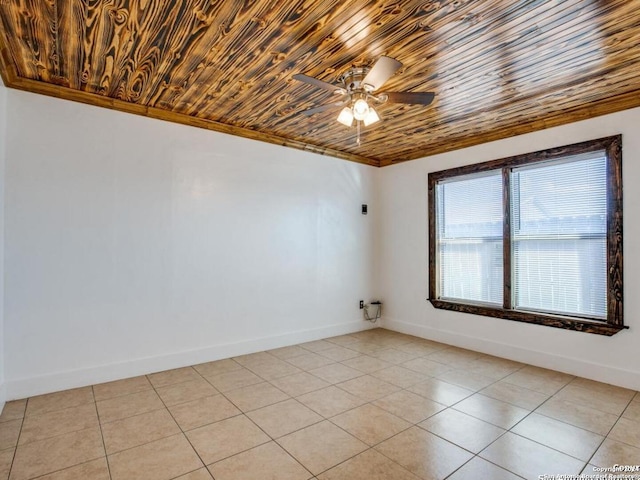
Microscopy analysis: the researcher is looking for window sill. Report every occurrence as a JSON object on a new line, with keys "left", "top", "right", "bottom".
{"left": 429, "top": 299, "right": 627, "bottom": 336}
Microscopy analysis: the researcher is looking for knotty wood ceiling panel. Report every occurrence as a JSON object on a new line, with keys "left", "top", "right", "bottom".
{"left": 0, "top": 0, "right": 639, "bottom": 166}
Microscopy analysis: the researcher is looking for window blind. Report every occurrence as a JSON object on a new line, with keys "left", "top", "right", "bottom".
{"left": 436, "top": 172, "right": 503, "bottom": 305}
{"left": 511, "top": 153, "right": 607, "bottom": 319}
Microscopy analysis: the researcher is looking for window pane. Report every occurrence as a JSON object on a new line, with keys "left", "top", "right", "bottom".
{"left": 437, "top": 173, "right": 503, "bottom": 304}
{"left": 512, "top": 154, "right": 607, "bottom": 318}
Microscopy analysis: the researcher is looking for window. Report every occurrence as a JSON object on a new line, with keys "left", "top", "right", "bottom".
{"left": 428, "top": 136, "right": 624, "bottom": 336}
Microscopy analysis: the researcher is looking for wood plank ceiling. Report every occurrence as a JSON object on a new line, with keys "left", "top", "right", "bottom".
{"left": 0, "top": 0, "right": 639, "bottom": 167}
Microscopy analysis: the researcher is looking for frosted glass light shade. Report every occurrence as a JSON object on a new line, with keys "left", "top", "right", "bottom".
{"left": 352, "top": 99, "right": 369, "bottom": 120}
{"left": 363, "top": 107, "right": 380, "bottom": 126}
{"left": 337, "top": 107, "right": 354, "bottom": 126}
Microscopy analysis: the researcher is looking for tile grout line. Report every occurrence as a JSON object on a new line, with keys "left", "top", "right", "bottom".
{"left": 7, "top": 328, "right": 639, "bottom": 479}
{"left": 581, "top": 393, "right": 639, "bottom": 472}
{"left": 91, "top": 385, "right": 114, "bottom": 480}
{"left": 5, "top": 397, "right": 28, "bottom": 480}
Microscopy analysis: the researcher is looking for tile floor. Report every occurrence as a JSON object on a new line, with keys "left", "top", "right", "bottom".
{"left": 0, "top": 328, "right": 639, "bottom": 480}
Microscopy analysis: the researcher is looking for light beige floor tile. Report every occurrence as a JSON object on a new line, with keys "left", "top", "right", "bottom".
{"left": 325, "top": 335, "right": 358, "bottom": 347}
{"left": 464, "top": 357, "right": 523, "bottom": 380}
{"left": 0, "top": 448, "right": 14, "bottom": 480}
{"left": 208, "top": 441, "right": 311, "bottom": 480}
{"left": 96, "top": 389, "right": 165, "bottom": 424}
{"left": 25, "top": 387, "right": 94, "bottom": 417}
{"left": 375, "top": 426, "right": 473, "bottom": 479}
{"left": 0, "top": 400, "right": 26, "bottom": 424}
{"left": 535, "top": 397, "right": 618, "bottom": 435}
{"left": 512, "top": 412, "right": 604, "bottom": 461}
{"left": 246, "top": 399, "right": 322, "bottom": 438}
{"left": 622, "top": 398, "right": 640, "bottom": 422}
{"left": 370, "top": 348, "right": 420, "bottom": 364}
{"left": 341, "top": 356, "right": 391, "bottom": 373}
{"left": 108, "top": 433, "right": 202, "bottom": 480}
{"left": 102, "top": 408, "right": 180, "bottom": 454}
{"left": 591, "top": 438, "right": 640, "bottom": 468}
{"left": 503, "top": 369, "right": 572, "bottom": 395}
{"left": 448, "top": 457, "right": 523, "bottom": 480}
{"left": 174, "top": 468, "right": 213, "bottom": 480}
{"left": 270, "top": 372, "right": 330, "bottom": 397}
{"left": 402, "top": 357, "right": 453, "bottom": 376}
{"left": 420, "top": 408, "right": 506, "bottom": 453}
{"left": 298, "top": 340, "right": 335, "bottom": 353}
{"left": 480, "top": 381, "right": 549, "bottom": 410}
{"left": 0, "top": 420, "right": 21, "bottom": 450}
{"left": 193, "top": 359, "right": 242, "bottom": 377}
{"left": 608, "top": 417, "right": 640, "bottom": 448}
{"left": 19, "top": 403, "right": 98, "bottom": 445}
{"left": 10, "top": 426, "right": 104, "bottom": 480}
{"left": 296, "top": 386, "right": 365, "bottom": 418}
{"left": 408, "top": 378, "right": 474, "bottom": 406}
{"left": 336, "top": 375, "right": 400, "bottom": 402}
{"left": 156, "top": 378, "right": 218, "bottom": 407}
{"left": 453, "top": 394, "right": 529, "bottom": 429}
{"left": 308, "top": 364, "right": 364, "bottom": 384}
{"left": 519, "top": 365, "right": 574, "bottom": 383}
{"left": 168, "top": 394, "right": 240, "bottom": 431}
{"left": 285, "top": 353, "right": 335, "bottom": 371}
{"left": 205, "top": 368, "right": 263, "bottom": 392}
{"left": 233, "top": 352, "right": 277, "bottom": 368}
{"left": 148, "top": 367, "right": 201, "bottom": 388}
{"left": 318, "top": 346, "right": 360, "bottom": 362}
{"left": 186, "top": 415, "right": 270, "bottom": 464}
{"left": 268, "top": 345, "right": 309, "bottom": 359}
{"left": 224, "top": 382, "right": 289, "bottom": 412}
{"left": 480, "top": 432, "right": 585, "bottom": 480}
{"left": 345, "top": 342, "right": 387, "bottom": 355}
{"left": 93, "top": 375, "right": 152, "bottom": 401}
{"left": 246, "top": 360, "right": 302, "bottom": 381}
{"left": 317, "top": 449, "right": 420, "bottom": 480}
{"left": 436, "top": 369, "right": 496, "bottom": 391}
{"left": 370, "top": 366, "right": 427, "bottom": 388}
{"left": 36, "top": 457, "right": 110, "bottom": 480}
{"left": 397, "top": 342, "right": 442, "bottom": 357}
{"left": 331, "top": 404, "right": 410, "bottom": 446}
{"left": 427, "top": 348, "right": 483, "bottom": 366}
{"left": 569, "top": 377, "right": 636, "bottom": 400}
{"left": 554, "top": 383, "right": 633, "bottom": 416}
{"left": 372, "top": 390, "right": 445, "bottom": 424}
{"left": 278, "top": 420, "right": 367, "bottom": 475}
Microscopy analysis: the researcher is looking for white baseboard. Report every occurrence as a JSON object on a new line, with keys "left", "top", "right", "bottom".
{"left": 7, "top": 319, "right": 374, "bottom": 400}
{"left": 382, "top": 317, "right": 640, "bottom": 391}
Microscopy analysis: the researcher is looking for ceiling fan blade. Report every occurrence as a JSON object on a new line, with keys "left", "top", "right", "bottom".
{"left": 383, "top": 91, "right": 435, "bottom": 105}
{"left": 362, "top": 56, "right": 403, "bottom": 91}
{"left": 293, "top": 73, "right": 340, "bottom": 93}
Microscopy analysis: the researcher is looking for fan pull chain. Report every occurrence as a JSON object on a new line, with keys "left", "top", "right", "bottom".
{"left": 356, "top": 120, "right": 361, "bottom": 146}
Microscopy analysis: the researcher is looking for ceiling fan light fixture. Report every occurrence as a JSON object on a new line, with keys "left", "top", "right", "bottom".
{"left": 352, "top": 98, "right": 370, "bottom": 121}
{"left": 337, "top": 107, "right": 354, "bottom": 126}
{"left": 363, "top": 106, "right": 380, "bottom": 126}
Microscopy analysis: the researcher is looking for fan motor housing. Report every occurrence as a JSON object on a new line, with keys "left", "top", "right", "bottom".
{"left": 337, "top": 67, "right": 373, "bottom": 93}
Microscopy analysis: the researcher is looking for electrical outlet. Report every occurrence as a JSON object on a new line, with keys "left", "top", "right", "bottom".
{"left": 359, "top": 300, "right": 364, "bottom": 309}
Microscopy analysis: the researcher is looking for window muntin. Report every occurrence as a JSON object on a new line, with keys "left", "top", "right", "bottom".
{"left": 427, "top": 136, "right": 624, "bottom": 336}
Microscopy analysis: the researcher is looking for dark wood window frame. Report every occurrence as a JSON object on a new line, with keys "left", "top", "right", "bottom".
{"left": 428, "top": 135, "right": 625, "bottom": 336}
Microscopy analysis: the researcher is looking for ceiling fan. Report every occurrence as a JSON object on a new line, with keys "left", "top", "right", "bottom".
{"left": 293, "top": 56, "right": 435, "bottom": 136}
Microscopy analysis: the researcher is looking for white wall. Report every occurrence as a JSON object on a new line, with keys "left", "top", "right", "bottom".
{"left": 0, "top": 78, "right": 6, "bottom": 412}
{"left": 378, "top": 107, "right": 640, "bottom": 391}
{"left": 4, "top": 90, "right": 377, "bottom": 399}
